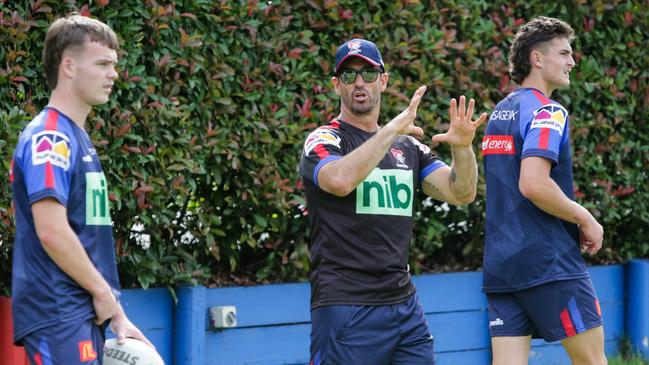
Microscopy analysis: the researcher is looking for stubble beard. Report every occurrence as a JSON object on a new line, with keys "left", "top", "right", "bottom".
{"left": 342, "top": 88, "right": 379, "bottom": 116}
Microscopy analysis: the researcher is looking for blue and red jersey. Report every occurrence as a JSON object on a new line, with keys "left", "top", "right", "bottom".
{"left": 10, "top": 107, "right": 120, "bottom": 344}
{"left": 481, "top": 88, "right": 588, "bottom": 292}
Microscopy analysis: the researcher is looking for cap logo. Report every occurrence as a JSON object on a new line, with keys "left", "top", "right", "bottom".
{"left": 347, "top": 40, "right": 362, "bottom": 55}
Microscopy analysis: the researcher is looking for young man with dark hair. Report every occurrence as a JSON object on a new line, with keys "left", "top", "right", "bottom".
{"left": 300, "top": 38, "right": 487, "bottom": 365}
{"left": 482, "top": 16, "right": 606, "bottom": 365}
{"left": 10, "top": 14, "right": 152, "bottom": 364}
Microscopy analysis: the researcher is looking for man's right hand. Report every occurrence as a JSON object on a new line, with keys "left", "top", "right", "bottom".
{"left": 386, "top": 85, "right": 427, "bottom": 136}
{"left": 579, "top": 212, "right": 604, "bottom": 256}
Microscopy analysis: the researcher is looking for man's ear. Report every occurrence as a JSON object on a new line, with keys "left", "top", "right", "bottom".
{"left": 379, "top": 72, "right": 389, "bottom": 92}
{"left": 531, "top": 50, "right": 543, "bottom": 68}
{"left": 60, "top": 54, "right": 76, "bottom": 80}
{"left": 332, "top": 76, "right": 342, "bottom": 96}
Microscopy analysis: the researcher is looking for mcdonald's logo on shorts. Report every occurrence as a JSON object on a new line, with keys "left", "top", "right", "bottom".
{"left": 78, "top": 340, "right": 97, "bottom": 362}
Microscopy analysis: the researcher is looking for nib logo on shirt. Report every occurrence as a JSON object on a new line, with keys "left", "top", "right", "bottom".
{"left": 356, "top": 168, "right": 413, "bottom": 216}
{"left": 85, "top": 172, "right": 112, "bottom": 225}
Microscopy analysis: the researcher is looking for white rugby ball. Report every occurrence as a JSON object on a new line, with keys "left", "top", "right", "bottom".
{"left": 103, "top": 338, "right": 164, "bottom": 365}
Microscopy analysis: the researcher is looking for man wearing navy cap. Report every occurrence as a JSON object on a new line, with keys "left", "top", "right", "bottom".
{"left": 299, "top": 38, "right": 488, "bottom": 364}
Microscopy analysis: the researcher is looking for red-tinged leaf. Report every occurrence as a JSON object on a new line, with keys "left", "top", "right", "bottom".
{"left": 611, "top": 186, "right": 635, "bottom": 197}
{"left": 624, "top": 11, "right": 633, "bottom": 25}
{"left": 595, "top": 143, "right": 609, "bottom": 153}
{"left": 109, "top": 193, "right": 117, "bottom": 201}
{"left": 129, "top": 76, "right": 142, "bottom": 82}
{"left": 499, "top": 74, "right": 510, "bottom": 93}
{"left": 97, "top": 0, "right": 109, "bottom": 6}
{"left": 137, "top": 192, "right": 147, "bottom": 210}
{"left": 574, "top": 188, "right": 585, "bottom": 199}
{"left": 123, "top": 145, "right": 142, "bottom": 154}
{"left": 144, "top": 146, "right": 156, "bottom": 154}
{"left": 310, "top": 20, "right": 328, "bottom": 29}
{"left": 298, "top": 98, "right": 312, "bottom": 118}
{"left": 627, "top": 41, "right": 636, "bottom": 49}
{"left": 172, "top": 176, "right": 185, "bottom": 188}
{"left": 158, "top": 53, "right": 172, "bottom": 69}
{"left": 117, "top": 124, "right": 131, "bottom": 136}
{"left": 583, "top": 17, "right": 594, "bottom": 32}
{"left": 268, "top": 62, "right": 283, "bottom": 76}
{"left": 147, "top": 101, "right": 164, "bottom": 108}
{"left": 288, "top": 48, "right": 303, "bottom": 59}
{"left": 449, "top": 42, "right": 466, "bottom": 50}
{"left": 11, "top": 76, "right": 28, "bottom": 83}
{"left": 324, "top": 0, "right": 337, "bottom": 9}
{"left": 180, "top": 12, "right": 197, "bottom": 19}
{"left": 263, "top": 4, "right": 274, "bottom": 17}
{"left": 33, "top": 5, "right": 52, "bottom": 14}
{"left": 339, "top": 9, "right": 353, "bottom": 19}
{"left": 137, "top": 183, "right": 154, "bottom": 193}
{"left": 247, "top": 0, "right": 258, "bottom": 17}
{"left": 79, "top": 4, "right": 90, "bottom": 17}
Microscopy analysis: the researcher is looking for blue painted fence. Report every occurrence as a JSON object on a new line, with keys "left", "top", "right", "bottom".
{"left": 118, "top": 261, "right": 649, "bottom": 365}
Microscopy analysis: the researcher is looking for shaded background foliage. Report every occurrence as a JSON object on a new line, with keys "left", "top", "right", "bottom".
{"left": 1, "top": 0, "right": 647, "bottom": 294}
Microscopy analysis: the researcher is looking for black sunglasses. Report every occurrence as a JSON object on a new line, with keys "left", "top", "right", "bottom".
{"left": 336, "top": 68, "right": 381, "bottom": 84}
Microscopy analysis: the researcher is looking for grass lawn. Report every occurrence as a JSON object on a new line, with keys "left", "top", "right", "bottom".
{"left": 608, "top": 355, "right": 649, "bottom": 365}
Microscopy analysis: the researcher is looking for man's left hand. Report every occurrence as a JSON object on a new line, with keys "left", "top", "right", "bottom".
{"left": 432, "top": 95, "right": 487, "bottom": 147}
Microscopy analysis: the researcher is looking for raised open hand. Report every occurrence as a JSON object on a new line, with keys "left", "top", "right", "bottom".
{"left": 387, "top": 85, "right": 427, "bottom": 137}
{"left": 432, "top": 95, "right": 487, "bottom": 147}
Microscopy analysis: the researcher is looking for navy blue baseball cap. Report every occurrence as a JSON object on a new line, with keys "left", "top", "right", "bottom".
{"left": 334, "top": 39, "right": 385, "bottom": 74}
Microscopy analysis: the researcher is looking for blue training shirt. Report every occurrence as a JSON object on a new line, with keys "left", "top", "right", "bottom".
{"left": 481, "top": 88, "right": 588, "bottom": 293}
{"left": 10, "top": 107, "right": 120, "bottom": 344}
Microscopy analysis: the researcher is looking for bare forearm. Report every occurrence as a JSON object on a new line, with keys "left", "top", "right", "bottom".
{"left": 33, "top": 200, "right": 112, "bottom": 297}
{"left": 40, "top": 227, "right": 113, "bottom": 296}
{"left": 448, "top": 145, "right": 478, "bottom": 202}
{"left": 522, "top": 178, "right": 591, "bottom": 225}
{"left": 318, "top": 124, "right": 400, "bottom": 196}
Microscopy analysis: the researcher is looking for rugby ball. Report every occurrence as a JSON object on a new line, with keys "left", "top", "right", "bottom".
{"left": 103, "top": 338, "right": 164, "bottom": 365}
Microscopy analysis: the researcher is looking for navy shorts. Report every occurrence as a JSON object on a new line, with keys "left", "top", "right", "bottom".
{"left": 486, "top": 278, "right": 603, "bottom": 342}
{"left": 310, "top": 293, "right": 435, "bottom": 365}
{"left": 22, "top": 319, "right": 105, "bottom": 365}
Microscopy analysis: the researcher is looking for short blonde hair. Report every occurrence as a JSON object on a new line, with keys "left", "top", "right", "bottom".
{"left": 43, "top": 14, "right": 118, "bottom": 89}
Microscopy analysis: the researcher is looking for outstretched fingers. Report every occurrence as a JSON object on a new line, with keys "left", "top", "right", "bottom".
{"left": 408, "top": 85, "right": 427, "bottom": 113}
{"left": 474, "top": 111, "right": 488, "bottom": 128}
{"left": 449, "top": 98, "right": 457, "bottom": 121}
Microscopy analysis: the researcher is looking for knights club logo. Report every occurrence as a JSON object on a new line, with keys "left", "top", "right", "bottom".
{"left": 390, "top": 148, "right": 408, "bottom": 168}
{"left": 347, "top": 40, "right": 362, "bottom": 51}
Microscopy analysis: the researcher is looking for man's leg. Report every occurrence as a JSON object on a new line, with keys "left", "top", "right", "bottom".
{"left": 487, "top": 292, "right": 534, "bottom": 365}
{"left": 391, "top": 293, "right": 435, "bottom": 365}
{"left": 561, "top": 326, "right": 607, "bottom": 365}
{"left": 515, "top": 278, "right": 605, "bottom": 365}
{"left": 492, "top": 335, "right": 532, "bottom": 365}
{"left": 22, "top": 319, "right": 104, "bottom": 365}
{"left": 310, "top": 304, "right": 398, "bottom": 365}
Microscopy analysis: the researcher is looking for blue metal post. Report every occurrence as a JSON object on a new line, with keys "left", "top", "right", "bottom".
{"left": 175, "top": 285, "right": 207, "bottom": 365}
{"left": 627, "top": 259, "right": 649, "bottom": 359}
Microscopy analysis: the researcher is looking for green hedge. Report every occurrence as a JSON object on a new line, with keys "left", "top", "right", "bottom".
{"left": 1, "top": 1, "right": 647, "bottom": 294}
